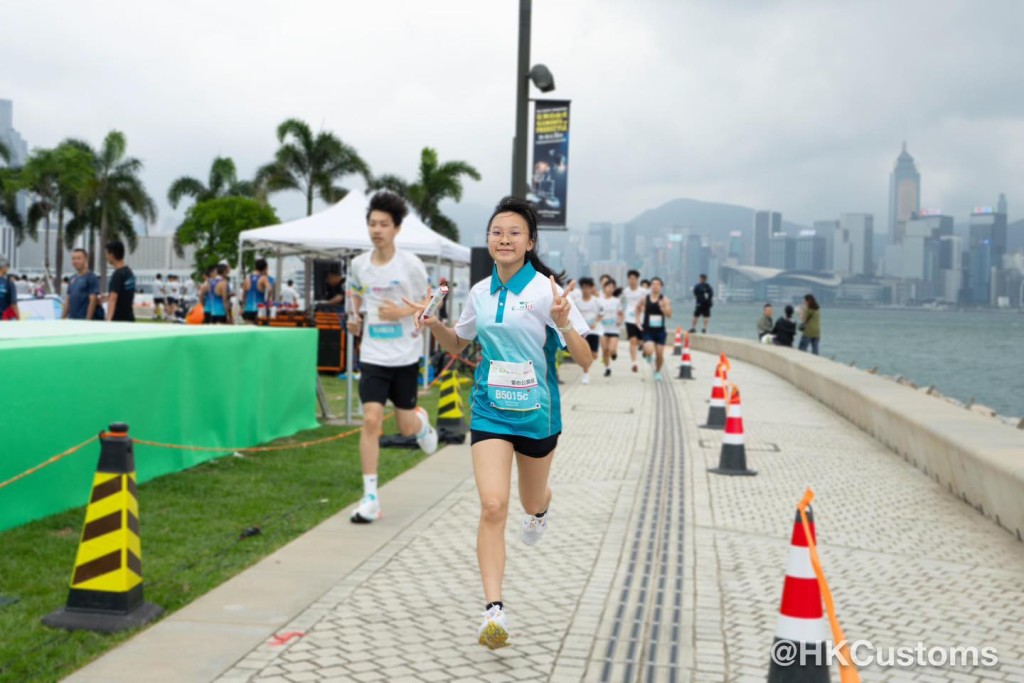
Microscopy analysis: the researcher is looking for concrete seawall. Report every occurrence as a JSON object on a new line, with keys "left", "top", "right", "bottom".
{"left": 689, "top": 334, "right": 1024, "bottom": 542}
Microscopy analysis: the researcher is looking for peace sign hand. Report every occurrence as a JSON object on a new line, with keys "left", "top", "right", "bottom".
{"left": 550, "top": 276, "right": 575, "bottom": 329}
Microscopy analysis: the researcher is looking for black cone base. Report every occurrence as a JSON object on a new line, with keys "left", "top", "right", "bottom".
{"left": 709, "top": 443, "right": 757, "bottom": 476}
{"left": 766, "top": 638, "right": 831, "bottom": 682}
{"left": 677, "top": 366, "right": 693, "bottom": 380}
{"left": 701, "top": 406, "right": 727, "bottom": 429}
{"left": 43, "top": 601, "right": 163, "bottom": 634}
{"left": 379, "top": 434, "right": 418, "bottom": 448}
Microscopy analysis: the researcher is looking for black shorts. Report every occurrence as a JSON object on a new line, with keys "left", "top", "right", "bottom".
{"left": 167, "top": 297, "right": 179, "bottom": 305}
{"left": 643, "top": 328, "right": 668, "bottom": 345}
{"left": 585, "top": 333, "right": 600, "bottom": 352}
{"left": 359, "top": 362, "right": 420, "bottom": 410}
{"left": 694, "top": 304, "right": 712, "bottom": 318}
{"left": 242, "top": 310, "right": 258, "bottom": 322}
{"left": 602, "top": 332, "right": 619, "bottom": 338}
{"left": 154, "top": 298, "right": 165, "bottom": 305}
{"left": 625, "top": 323, "right": 643, "bottom": 340}
{"left": 205, "top": 314, "right": 228, "bottom": 325}
{"left": 471, "top": 430, "right": 560, "bottom": 458}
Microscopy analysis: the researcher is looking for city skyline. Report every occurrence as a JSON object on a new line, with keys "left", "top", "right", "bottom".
{"left": 2, "top": 1, "right": 1024, "bottom": 231}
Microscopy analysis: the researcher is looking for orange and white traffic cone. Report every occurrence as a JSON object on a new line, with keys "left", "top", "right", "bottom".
{"left": 672, "top": 326, "right": 683, "bottom": 356}
{"left": 709, "top": 386, "right": 756, "bottom": 476}
{"left": 702, "top": 364, "right": 728, "bottom": 429}
{"left": 677, "top": 332, "right": 694, "bottom": 379}
{"left": 767, "top": 503, "right": 831, "bottom": 683}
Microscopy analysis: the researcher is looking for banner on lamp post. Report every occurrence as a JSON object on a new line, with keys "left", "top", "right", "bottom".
{"left": 530, "top": 100, "right": 570, "bottom": 229}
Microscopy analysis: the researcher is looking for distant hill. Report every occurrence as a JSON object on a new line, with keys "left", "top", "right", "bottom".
{"left": 626, "top": 197, "right": 809, "bottom": 244}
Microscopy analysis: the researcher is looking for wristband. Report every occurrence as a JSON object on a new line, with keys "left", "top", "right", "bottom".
{"left": 557, "top": 324, "right": 574, "bottom": 334}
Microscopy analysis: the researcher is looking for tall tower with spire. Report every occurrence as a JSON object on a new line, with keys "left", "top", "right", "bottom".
{"left": 888, "top": 142, "right": 921, "bottom": 244}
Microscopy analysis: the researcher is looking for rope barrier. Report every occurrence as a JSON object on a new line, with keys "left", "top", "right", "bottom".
{"left": 0, "top": 436, "right": 98, "bottom": 491}
{"left": 0, "top": 413, "right": 397, "bottom": 491}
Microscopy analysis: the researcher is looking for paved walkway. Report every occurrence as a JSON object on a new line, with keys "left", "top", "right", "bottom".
{"left": 66, "top": 351, "right": 1024, "bottom": 683}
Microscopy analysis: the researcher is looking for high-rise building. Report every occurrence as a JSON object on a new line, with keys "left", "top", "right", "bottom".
{"left": 587, "top": 222, "right": 613, "bottom": 262}
{"left": 997, "top": 192, "right": 1008, "bottom": 217}
{"left": 727, "top": 231, "right": 744, "bottom": 264}
{"left": 812, "top": 219, "right": 839, "bottom": 270}
{"left": 685, "top": 233, "right": 708, "bottom": 290}
{"left": 0, "top": 99, "right": 30, "bottom": 239}
{"left": 888, "top": 143, "right": 921, "bottom": 244}
{"left": 840, "top": 213, "right": 874, "bottom": 277}
{"left": 794, "top": 231, "right": 827, "bottom": 271}
{"left": 965, "top": 207, "right": 1008, "bottom": 305}
{"left": 768, "top": 233, "right": 794, "bottom": 270}
{"left": 752, "top": 211, "right": 781, "bottom": 266}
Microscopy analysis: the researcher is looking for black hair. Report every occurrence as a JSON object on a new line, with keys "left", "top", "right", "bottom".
{"left": 105, "top": 240, "right": 125, "bottom": 261}
{"left": 784, "top": 304, "right": 794, "bottom": 317}
{"left": 763, "top": 302, "right": 772, "bottom": 310}
{"left": 254, "top": 258, "right": 268, "bottom": 272}
{"left": 367, "top": 191, "right": 408, "bottom": 227}
{"left": 73, "top": 248, "right": 88, "bottom": 258}
{"left": 487, "top": 196, "right": 565, "bottom": 285}
{"left": 206, "top": 265, "right": 217, "bottom": 276}
{"left": 287, "top": 279, "right": 294, "bottom": 286}
{"left": 602, "top": 278, "right": 621, "bottom": 296}
{"left": 699, "top": 273, "right": 707, "bottom": 280}
{"left": 650, "top": 276, "right": 664, "bottom": 286}
{"left": 627, "top": 269, "right": 640, "bottom": 279}
{"left": 805, "top": 294, "right": 820, "bottom": 310}
{"left": 216, "top": 263, "right": 229, "bottom": 276}
{"left": 579, "top": 277, "right": 595, "bottom": 287}
{"left": 599, "top": 273, "right": 610, "bottom": 282}
{"left": 640, "top": 279, "right": 651, "bottom": 287}
{"left": 156, "top": 273, "right": 162, "bottom": 279}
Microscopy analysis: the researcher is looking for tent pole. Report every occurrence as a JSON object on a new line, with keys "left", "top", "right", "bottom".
{"left": 344, "top": 253, "right": 355, "bottom": 425}
{"left": 275, "top": 247, "right": 283, "bottom": 301}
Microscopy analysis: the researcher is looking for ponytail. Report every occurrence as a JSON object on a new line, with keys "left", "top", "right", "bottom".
{"left": 489, "top": 196, "right": 566, "bottom": 286}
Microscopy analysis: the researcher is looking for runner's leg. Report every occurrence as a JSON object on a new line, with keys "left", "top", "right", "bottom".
{"left": 516, "top": 451, "right": 554, "bottom": 516}
{"left": 655, "top": 343, "right": 665, "bottom": 372}
{"left": 473, "top": 439, "right": 515, "bottom": 603}
{"left": 359, "top": 402, "right": 385, "bottom": 476}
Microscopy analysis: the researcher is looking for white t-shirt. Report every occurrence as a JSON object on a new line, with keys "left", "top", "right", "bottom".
{"left": 154, "top": 280, "right": 166, "bottom": 297}
{"left": 280, "top": 285, "right": 299, "bottom": 306}
{"left": 622, "top": 285, "right": 648, "bottom": 324}
{"left": 350, "top": 248, "right": 429, "bottom": 367}
{"left": 167, "top": 281, "right": 180, "bottom": 298}
{"left": 576, "top": 296, "right": 602, "bottom": 334}
{"left": 598, "top": 296, "right": 622, "bottom": 334}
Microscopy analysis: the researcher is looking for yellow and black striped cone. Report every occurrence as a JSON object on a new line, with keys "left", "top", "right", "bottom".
{"left": 437, "top": 369, "right": 468, "bottom": 443}
{"left": 43, "top": 423, "right": 162, "bottom": 633}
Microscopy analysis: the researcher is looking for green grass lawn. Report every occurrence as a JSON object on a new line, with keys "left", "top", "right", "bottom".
{"left": 0, "top": 374, "right": 472, "bottom": 683}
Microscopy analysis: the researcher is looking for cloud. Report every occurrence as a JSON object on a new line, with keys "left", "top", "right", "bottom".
{"left": 2, "top": 0, "right": 1022, "bottom": 235}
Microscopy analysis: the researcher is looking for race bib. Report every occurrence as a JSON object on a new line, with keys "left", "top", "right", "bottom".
{"left": 487, "top": 360, "right": 541, "bottom": 411}
{"left": 648, "top": 314, "right": 664, "bottom": 329}
{"left": 368, "top": 323, "right": 403, "bottom": 339}
{"left": 602, "top": 317, "right": 617, "bottom": 330}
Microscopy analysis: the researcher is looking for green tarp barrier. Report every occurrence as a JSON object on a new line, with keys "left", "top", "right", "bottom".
{"left": 0, "top": 323, "right": 318, "bottom": 531}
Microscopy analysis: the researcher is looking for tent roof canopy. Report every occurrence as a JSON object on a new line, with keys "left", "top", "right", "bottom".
{"left": 238, "top": 190, "right": 471, "bottom": 265}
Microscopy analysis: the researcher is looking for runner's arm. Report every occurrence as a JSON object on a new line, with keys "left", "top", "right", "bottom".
{"left": 106, "top": 293, "right": 117, "bottom": 321}
{"left": 661, "top": 296, "right": 672, "bottom": 318}
{"left": 86, "top": 294, "right": 98, "bottom": 321}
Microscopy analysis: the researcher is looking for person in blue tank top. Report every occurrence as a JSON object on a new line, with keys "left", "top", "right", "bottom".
{"left": 202, "top": 263, "right": 232, "bottom": 324}
{"left": 241, "top": 258, "right": 274, "bottom": 323}
{"left": 406, "top": 196, "right": 593, "bottom": 650}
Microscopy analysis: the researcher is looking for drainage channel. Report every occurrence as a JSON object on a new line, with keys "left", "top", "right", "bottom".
{"left": 599, "top": 379, "right": 686, "bottom": 682}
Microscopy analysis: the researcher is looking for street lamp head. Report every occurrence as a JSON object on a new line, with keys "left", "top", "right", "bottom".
{"left": 529, "top": 64, "right": 556, "bottom": 93}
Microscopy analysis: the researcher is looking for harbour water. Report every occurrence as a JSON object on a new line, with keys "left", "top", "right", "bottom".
{"left": 681, "top": 302, "right": 1023, "bottom": 419}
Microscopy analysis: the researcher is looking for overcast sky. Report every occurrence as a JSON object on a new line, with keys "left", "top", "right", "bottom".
{"left": 3, "top": 0, "right": 1023, "bottom": 236}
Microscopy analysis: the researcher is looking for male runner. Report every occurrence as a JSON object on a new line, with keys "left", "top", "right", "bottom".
{"left": 346, "top": 191, "right": 438, "bottom": 523}
{"left": 621, "top": 270, "right": 647, "bottom": 373}
{"left": 575, "top": 277, "right": 602, "bottom": 384}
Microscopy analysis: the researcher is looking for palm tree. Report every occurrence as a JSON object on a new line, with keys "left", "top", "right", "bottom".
{"left": 367, "top": 147, "right": 481, "bottom": 241}
{"left": 257, "top": 118, "right": 371, "bottom": 216}
{"left": 168, "top": 156, "right": 259, "bottom": 209}
{"left": 0, "top": 140, "right": 9, "bottom": 165}
{"left": 20, "top": 149, "right": 60, "bottom": 291}
{"left": 0, "top": 141, "right": 24, "bottom": 238}
{"left": 87, "top": 131, "right": 157, "bottom": 287}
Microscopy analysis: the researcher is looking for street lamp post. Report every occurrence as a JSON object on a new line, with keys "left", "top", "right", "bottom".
{"left": 511, "top": 0, "right": 555, "bottom": 200}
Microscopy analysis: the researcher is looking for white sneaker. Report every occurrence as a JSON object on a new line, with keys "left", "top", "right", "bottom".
{"left": 521, "top": 512, "right": 549, "bottom": 545}
{"left": 478, "top": 605, "right": 510, "bottom": 649}
{"left": 350, "top": 494, "right": 381, "bottom": 524}
{"left": 415, "top": 407, "right": 438, "bottom": 455}
{"left": 581, "top": 373, "right": 590, "bottom": 385}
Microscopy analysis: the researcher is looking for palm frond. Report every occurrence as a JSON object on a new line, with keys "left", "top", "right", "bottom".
{"left": 167, "top": 176, "right": 208, "bottom": 208}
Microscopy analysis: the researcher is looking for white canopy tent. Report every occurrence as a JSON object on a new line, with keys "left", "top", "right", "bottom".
{"left": 237, "top": 189, "right": 471, "bottom": 265}
{"left": 237, "top": 190, "right": 472, "bottom": 424}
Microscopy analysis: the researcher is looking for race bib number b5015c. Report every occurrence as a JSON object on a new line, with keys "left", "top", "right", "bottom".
{"left": 487, "top": 360, "right": 541, "bottom": 411}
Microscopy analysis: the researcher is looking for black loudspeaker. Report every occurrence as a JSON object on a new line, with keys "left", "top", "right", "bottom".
{"left": 470, "top": 247, "right": 492, "bottom": 286}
